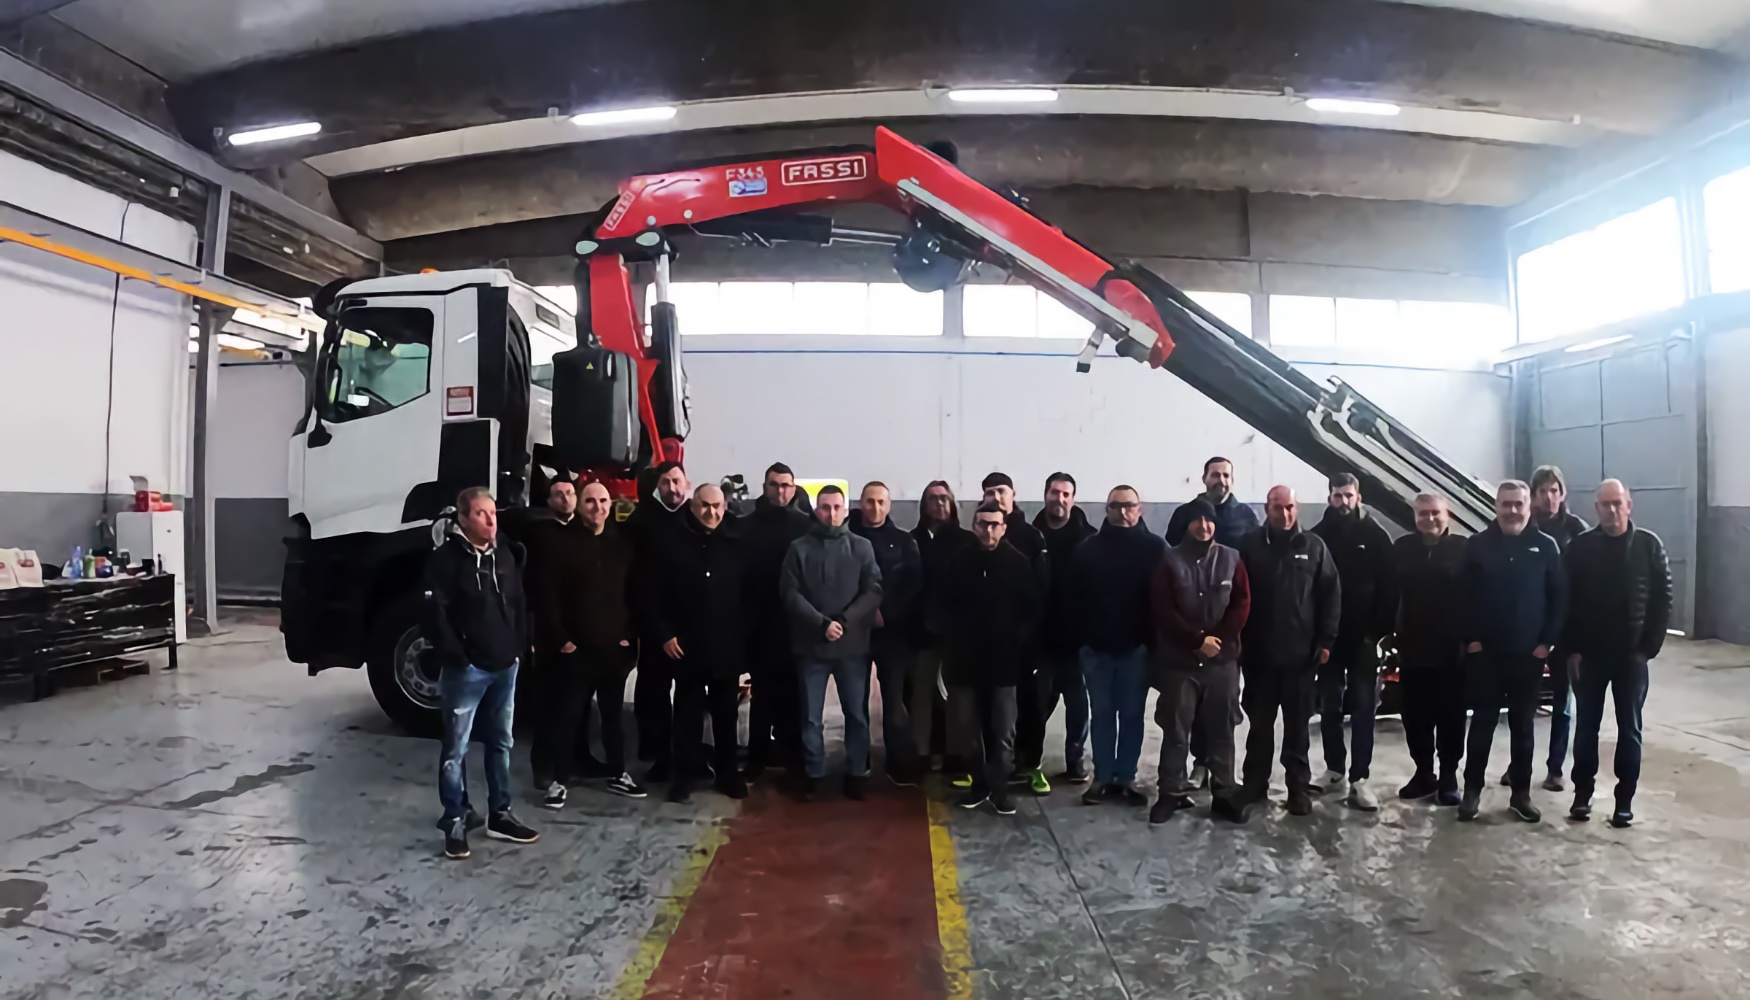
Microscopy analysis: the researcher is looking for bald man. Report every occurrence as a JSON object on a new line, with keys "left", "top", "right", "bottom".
{"left": 1236, "top": 486, "right": 1341, "bottom": 817}
{"left": 1560, "top": 480, "right": 1671, "bottom": 828}
{"left": 1390, "top": 493, "right": 1469, "bottom": 806}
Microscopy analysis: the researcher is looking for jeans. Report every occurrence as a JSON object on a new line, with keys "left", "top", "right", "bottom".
{"left": 1463, "top": 652, "right": 1543, "bottom": 793}
{"left": 948, "top": 684, "right": 1018, "bottom": 794}
{"left": 1546, "top": 648, "right": 1574, "bottom": 777}
{"left": 800, "top": 655, "right": 871, "bottom": 779}
{"left": 438, "top": 661, "right": 518, "bottom": 828}
{"left": 872, "top": 649, "right": 918, "bottom": 770}
{"left": 1318, "top": 640, "right": 1381, "bottom": 781}
{"left": 1016, "top": 651, "right": 1089, "bottom": 773}
{"left": 1570, "top": 652, "right": 1650, "bottom": 806}
{"left": 1400, "top": 657, "right": 1466, "bottom": 778}
{"left": 1080, "top": 646, "right": 1149, "bottom": 787}
{"left": 1156, "top": 660, "right": 1240, "bottom": 797}
{"left": 1240, "top": 664, "right": 1317, "bottom": 794}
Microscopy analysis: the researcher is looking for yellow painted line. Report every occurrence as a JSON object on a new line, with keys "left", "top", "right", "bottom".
{"left": 609, "top": 822, "right": 729, "bottom": 1000}
{"left": 927, "top": 797, "right": 976, "bottom": 1000}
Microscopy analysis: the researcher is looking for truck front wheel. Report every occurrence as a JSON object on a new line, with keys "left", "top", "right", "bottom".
{"left": 366, "top": 593, "right": 443, "bottom": 737}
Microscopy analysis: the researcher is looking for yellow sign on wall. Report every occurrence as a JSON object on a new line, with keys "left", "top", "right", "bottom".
{"left": 795, "top": 478, "right": 850, "bottom": 501}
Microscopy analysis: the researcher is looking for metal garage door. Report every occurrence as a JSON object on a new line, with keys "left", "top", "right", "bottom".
{"left": 1524, "top": 338, "right": 1697, "bottom": 634}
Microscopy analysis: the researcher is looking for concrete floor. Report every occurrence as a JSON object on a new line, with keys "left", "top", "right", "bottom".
{"left": 3, "top": 618, "right": 1749, "bottom": 999}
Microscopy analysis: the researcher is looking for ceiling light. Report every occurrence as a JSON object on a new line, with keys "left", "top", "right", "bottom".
{"left": 1564, "top": 334, "right": 1631, "bottom": 353}
{"left": 946, "top": 88, "right": 1059, "bottom": 104}
{"left": 1304, "top": 97, "right": 1401, "bottom": 117}
{"left": 570, "top": 105, "right": 677, "bottom": 127}
{"left": 227, "top": 122, "right": 322, "bottom": 146}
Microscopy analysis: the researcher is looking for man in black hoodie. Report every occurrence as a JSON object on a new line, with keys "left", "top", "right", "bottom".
{"left": 624, "top": 461, "right": 691, "bottom": 783}
{"left": 1237, "top": 485, "right": 1341, "bottom": 817}
{"left": 1390, "top": 493, "right": 1469, "bottom": 807}
{"left": 1308, "top": 473, "right": 1397, "bottom": 813}
{"left": 741, "top": 463, "right": 812, "bottom": 781}
{"left": 930, "top": 500, "right": 1042, "bottom": 816}
{"left": 912, "top": 480, "right": 972, "bottom": 769}
{"left": 978, "top": 472, "right": 1048, "bottom": 795}
{"left": 849, "top": 482, "right": 924, "bottom": 784}
{"left": 1523, "top": 464, "right": 1588, "bottom": 792}
{"left": 1024, "top": 472, "right": 1097, "bottom": 789}
{"left": 424, "top": 487, "right": 539, "bottom": 860}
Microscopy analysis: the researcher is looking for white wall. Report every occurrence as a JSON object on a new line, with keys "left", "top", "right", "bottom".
{"left": 1706, "top": 326, "right": 1750, "bottom": 508}
{"left": 681, "top": 336, "right": 1511, "bottom": 504}
{"left": 0, "top": 151, "right": 197, "bottom": 506}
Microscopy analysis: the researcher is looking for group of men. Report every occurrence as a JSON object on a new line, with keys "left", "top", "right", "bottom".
{"left": 420, "top": 455, "right": 1670, "bottom": 861}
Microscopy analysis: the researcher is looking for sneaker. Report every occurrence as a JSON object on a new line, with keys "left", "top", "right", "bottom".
{"left": 1027, "top": 769, "right": 1052, "bottom": 796}
{"left": 1609, "top": 807, "right": 1634, "bottom": 829}
{"left": 542, "top": 781, "right": 568, "bottom": 810}
{"left": 1399, "top": 771, "right": 1438, "bottom": 801}
{"left": 442, "top": 820, "right": 470, "bottom": 860}
{"left": 1287, "top": 787, "right": 1313, "bottom": 816}
{"left": 1508, "top": 793, "right": 1541, "bottom": 823}
{"left": 716, "top": 773, "right": 749, "bottom": 800}
{"left": 1059, "top": 761, "right": 1091, "bottom": 785}
{"left": 606, "top": 773, "right": 648, "bottom": 799}
{"left": 1346, "top": 779, "right": 1379, "bottom": 812}
{"left": 1080, "top": 784, "right": 1105, "bottom": 806}
{"left": 1436, "top": 773, "right": 1461, "bottom": 808}
{"left": 1316, "top": 770, "right": 1345, "bottom": 796}
{"left": 887, "top": 763, "right": 921, "bottom": 788}
{"left": 1541, "top": 771, "right": 1566, "bottom": 793}
{"left": 1188, "top": 764, "right": 1210, "bottom": 790}
{"left": 486, "top": 811, "right": 539, "bottom": 844}
{"left": 1149, "top": 794, "right": 1192, "bottom": 826}
{"left": 465, "top": 808, "right": 485, "bottom": 832}
{"left": 1458, "top": 788, "right": 1481, "bottom": 821}
{"left": 958, "top": 787, "right": 989, "bottom": 810}
{"left": 950, "top": 773, "right": 974, "bottom": 790}
{"left": 1569, "top": 797, "right": 1592, "bottom": 822}
{"left": 1211, "top": 794, "right": 1250, "bottom": 825}
{"left": 992, "top": 792, "right": 1017, "bottom": 816}
{"left": 844, "top": 775, "right": 867, "bottom": 801}
{"left": 667, "top": 780, "right": 692, "bottom": 805}
{"left": 1117, "top": 784, "right": 1149, "bottom": 807}
{"left": 1499, "top": 770, "right": 1511, "bottom": 787}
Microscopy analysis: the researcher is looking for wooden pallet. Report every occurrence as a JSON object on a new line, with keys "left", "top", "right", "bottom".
{"left": 0, "top": 657, "right": 154, "bottom": 703}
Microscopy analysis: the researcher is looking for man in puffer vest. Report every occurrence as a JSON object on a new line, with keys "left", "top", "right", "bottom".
{"left": 1148, "top": 500, "right": 1252, "bottom": 825}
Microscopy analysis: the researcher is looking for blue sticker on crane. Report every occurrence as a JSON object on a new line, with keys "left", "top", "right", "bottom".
{"left": 726, "top": 165, "right": 767, "bottom": 198}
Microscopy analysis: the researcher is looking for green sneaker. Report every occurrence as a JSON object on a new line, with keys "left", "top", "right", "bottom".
{"left": 950, "top": 773, "right": 974, "bottom": 789}
{"left": 1028, "top": 769, "right": 1051, "bottom": 796}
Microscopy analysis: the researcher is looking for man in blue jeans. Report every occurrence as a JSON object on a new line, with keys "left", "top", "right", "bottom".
{"left": 423, "top": 486, "right": 540, "bottom": 860}
{"left": 1068, "top": 485, "right": 1165, "bottom": 807}
{"left": 781, "top": 485, "right": 884, "bottom": 801}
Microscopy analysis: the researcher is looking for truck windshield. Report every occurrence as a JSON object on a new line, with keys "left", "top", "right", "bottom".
{"left": 318, "top": 307, "right": 434, "bottom": 423}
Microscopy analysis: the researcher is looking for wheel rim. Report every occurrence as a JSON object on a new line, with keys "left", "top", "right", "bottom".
{"left": 394, "top": 628, "right": 441, "bottom": 710}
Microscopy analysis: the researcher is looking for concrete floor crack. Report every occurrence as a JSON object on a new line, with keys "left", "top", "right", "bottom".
{"left": 1032, "top": 800, "right": 1136, "bottom": 1000}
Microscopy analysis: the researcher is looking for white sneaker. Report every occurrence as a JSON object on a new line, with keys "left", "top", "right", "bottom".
{"left": 1347, "top": 778, "right": 1379, "bottom": 812}
{"left": 1317, "top": 770, "right": 1346, "bottom": 795}
{"left": 541, "top": 781, "right": 567, "bottom": 810}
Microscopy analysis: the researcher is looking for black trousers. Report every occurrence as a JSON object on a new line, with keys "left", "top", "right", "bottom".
{"left": 1239, "top": 664, "right": 1317, "bottom": 795}
{"left": 747, "top": 640, "right": 801, "bottom": 770}
{"left": 532, "top": 646, "right": 633, "bottom": 782}
{"left": 1011, "top": 656, "right": 1046, "bottom": 773}
{"left": 1156, "top": 660, "right": 1240, "bottom": 797}
{"left": 672, "top": 670, "right": 740, "bottom": 781}
{"left": 949, "top": 684, "right": 1018, "bottom": 795}
{"left": 1570, "top": 652, "right": 1650, "bottom": 806}
{"left": 1014, "top": 650, "right": 1089, "bottom": 773}
{"left": 1463, "top": 651, "right": 1543, "bottom": 793}
{"left": 1399, "top": 657, "right": 1467, "bottom": 778}
{"left": 634, "top": 642, "right": 673, "bottom": 766}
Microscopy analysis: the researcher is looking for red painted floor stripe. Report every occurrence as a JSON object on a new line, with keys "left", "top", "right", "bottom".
{"left": 640, "top": 783, "right": 946, "bottom": 1000}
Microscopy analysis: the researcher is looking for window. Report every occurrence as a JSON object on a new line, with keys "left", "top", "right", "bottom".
{"left": 1267, "top": 295, "right": 1512, "bottom": 359}
{"left": 653, "top": 281, "right": 943, "bottom": 336}
{"left": 1515, "top": 197, "right": 1686, "bottom": 342}
{"left": 1185, "top": 291, "right": 1253, "bottom": 338}
{"left": 1270, "top": 295, "right": 1337, "bottom": 347}
{"left": 529, "top": 326, "right": 569, "bottom": 390}
{"left": 318, "top": 307, "right": 433, "bottom": 424}
{"left": 1704, "top": 164, "right": 1750, "bottom": 294}
{"left": 534, "top": 285, "right": 577, "bottom": 315}
{"left": 964, "top": 284, "right": 1095, "bottom": 339}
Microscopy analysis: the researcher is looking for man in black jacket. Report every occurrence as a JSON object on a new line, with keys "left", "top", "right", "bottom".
{"left": 912, "top": 480, "right": 972, "bottom": 769}
{"left": 979, "top": 472, "right": 1047, "bottom": 795}
{"left": 850, "top": 482, "right": 924, "bottom": 785}
{"left": 1308, "top": 473, "right": 1397, "bottom": 812}
{"left": 624, "top": 461, "right": 691, "bottom": 782}
{"left": 930, "top": 501, "right": 1043, "bottom": 816}
{"left": 1024, "top": 472, "right": 1097, "bottom": 790}
{"left": 648, "top": 484, "right": 749, "bottom": 804}
{"left": 524, "top": 478, "right": 595, "bottom": 797}
{"left": 423, "top": 487, "right": 540, "bottom": 860}
{"left": 741, "top": 463, "right": 812, "bottom": 781}
{"left": 1458, "top": 480, "right": 1566, "bottom": 824}
{"left": 1522, "top": 464, "right": 1589, "bottom": 792}
{"left": 1237, "top": 485, "right": 1341, "bottom": 817}
{"left": 1391, "top": 493, "right": 1469, "bottom": 806}
{"left": 1562, "top": 480, "right": 1671, "bottom": 828}
{"left": 1068, "top": 485, "right": 1164, "bottom": 807}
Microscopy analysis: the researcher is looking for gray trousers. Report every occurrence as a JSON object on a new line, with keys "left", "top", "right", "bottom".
{"left": 949, "top": 684, "right": 1018, "bottom": 794}
{"left": 1155, "top": 659, "right": 1241, "bottom": 797}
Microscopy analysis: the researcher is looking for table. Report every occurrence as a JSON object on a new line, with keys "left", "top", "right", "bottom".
{"left": 0, "top": 574, "right": 179, "bottom": 699}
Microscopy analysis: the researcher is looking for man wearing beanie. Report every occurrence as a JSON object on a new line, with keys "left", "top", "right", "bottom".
{"left": 975, "top": 471, "right": 1049, "bottom": 796}
{"left": 1150, "top": 498, "right": 1251, "bottom": 824}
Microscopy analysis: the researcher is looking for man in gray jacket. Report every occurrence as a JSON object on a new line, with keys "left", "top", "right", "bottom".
{"left": 781, "top": 485, "right": 884, "bottom": 801}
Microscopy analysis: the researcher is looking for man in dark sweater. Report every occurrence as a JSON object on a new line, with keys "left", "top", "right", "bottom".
{"left": 1391, "top": 493, "right": 1469, "bottom": 806}
{"left": 1068, "top": 485, "right": 1165, "bottom": 807}
{"left": 624, "top": 461, "right": 692, "bottom": 782}
{"left": 930, "top": 500, "right": 1043, "bottom": 816}
{"left": 1562, "top": 480, "right": 1671, "bottom": 828}
{"left": 1166, "top": 456, "right": 1262, "bottom": 549}
{"left": 423, "top": 487, "right": 539, "bottom": 859}
{"left": 524, "top": 479, "right": 593, "bottom": 795}
{"left": 1237, "top": 486, "right": 1341, "bottom": 817}
{"left": 1522, "top": 464, "right": 1589, "bottom": 791}
{"left": 1308, "top": 473, "right": 1397, "bottom": 812}
{"left": 741, "top": 463, "right": 812, "bottom": 781}
{"left": 1149, "top": 499, "right": 1251, "bottom": 825}
{"left": 849, "top": 481, "right": 924, "bottom": 785}
{"left": 978, "top": 472, "right": 1047, "bottom": 796}
{"left": 1458, "top": 479, "right": 1567, "bottom": 824}
{"left": 912, "top": 481, "right": 972, "bottom": 770}
{"left": 1024, "top": 472, "right": 1097, "bottom": 790}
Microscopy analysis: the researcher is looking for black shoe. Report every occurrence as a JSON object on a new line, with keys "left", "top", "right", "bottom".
{"left": 667, "top": 780, "right": 693, "bottom": 805}
{"left": 794, "top": 776, "right": 818, "bottom": 803}
{"left": 1149, "top": 795, "right": 1190, "bottom": 826}
{"left": 541, "top": 781, "right": 568, "bottom": 810}
{"left": 464, "top": 808, "right": 485, "bottom": 832}
{"left": 1286, "top": 787, "right": 1313, "bottom": 816}
{"left": 1211, "top": 794, "right": 1250, "bottom": 825}
{"left": 887, "top": 763, "right": 921, "bottom": 788}
{"left": 844, "top": 775, "right": 868, "bottom": 801}
{"left": 1081, "top": 784, "right": 1105, "bottom": 806}
{"left": 958, "top": 787, "right": 989, "bottom": 810}
{"left": 1059, "top": 761, "right": 1091, "bottom": 785}
{"left": 991, "top": 792, "right": 1017, "bottom": 816}
{"left": 1399, "top": 771, "right": 1438, "bottom": 801}
{"left": 716, "top": 773, "right": 749, "bottom": 800}
{"left": 606, "top": 773, "right": 648, "bottom": 799}
{"left": 1569, "top": 797, "right": 1592, "bottom": 822}
{"left": 1542, "top": 771, "right": 1566, "bottom": 793}
{"left": 743, "top": 763, "right": 767, "bottom": 785}
{"left": 1117, "top": 784, "right": 1149, "bottom": 807}
{"left": 1458, "top": 788, "right": 1481, "bottom": 821}
{"left": 442, "top": 819, "right": 470, "bottom": 860}
{"left": 646, "top": 761, "right": 672, "bottom": 785}
{"left": 486, "top": 811, "right": 539, "bottom": 844}
{"left": 1435, "top": 773, "right": 1461, "bottom": 807}
{"left": 1508, "top": 793, "right": 1541, "bottom": 823}
{"left": 1499, "top": 770, "right": 1511, "bottom": 787}
{"left": 1609, "top": 807, "right": 1634, "bottom": 829}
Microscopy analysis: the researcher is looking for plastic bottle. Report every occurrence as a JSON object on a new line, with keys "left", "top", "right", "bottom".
{"left": 68, "top": 546, "right": 84, "bottom": 579}
{"left": 82, "top": 552, "right": 97, "bottom": 579}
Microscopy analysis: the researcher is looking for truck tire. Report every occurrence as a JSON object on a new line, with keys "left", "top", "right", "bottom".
{"left": 366, "top": 593, "right": 443, "bottom": 737}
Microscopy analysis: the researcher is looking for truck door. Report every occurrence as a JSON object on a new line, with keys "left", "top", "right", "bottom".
{"left": 297, "top": 296, "right": 445, "bottom": 539}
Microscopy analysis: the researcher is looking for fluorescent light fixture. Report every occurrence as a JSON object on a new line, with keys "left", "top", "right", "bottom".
{"left": 946, "top": 88, "right": 1059, "bottom": 104}
{"left": 227, "top": 121, "right": 322, "bottom": 146}
{"left": 1305, "top": 97, "right": 1401, "bottom": 117}
{"left": 1667, "top": 629, "right": 1686, "bottom": 636}
{"left": 570, "top": 105, "right": 677, "bottom": 127}
{"left": 217, "top": 333, "right": 265, "bottom": 351}
{"left": 1564, "top": 334, "right": 1631, "bottom": 353}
